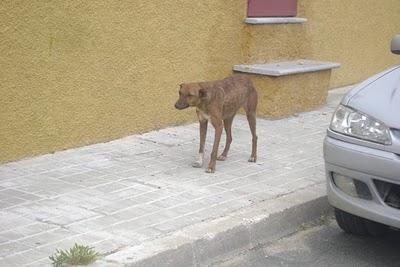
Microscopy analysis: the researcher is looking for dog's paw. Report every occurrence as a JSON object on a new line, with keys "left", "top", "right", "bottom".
{"left": 192, "top": 161, "right": 203, "bottom": 168}
{"left": 206, "top": 167, "right": 215, "bottom": 173}
{"left": 217, "top": 155, "right": 227, "bottom": 161}
{"left": 248, "top": 156, "right": 257, "bottom": 163}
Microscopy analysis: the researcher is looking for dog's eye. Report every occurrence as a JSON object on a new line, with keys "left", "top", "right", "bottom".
{"left": 188, "top": 94, "right": 195, "bottom": 97}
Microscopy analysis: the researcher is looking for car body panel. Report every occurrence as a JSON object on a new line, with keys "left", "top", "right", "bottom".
{"left": 327, "top": 169, "right": 400, "bottom": 229}
{"left": 324, "top": 136, "right": 400, "bottom": 183}
{"left": 342, "top": 65, "right": 400, "bottom": 130}
{"left": 324, "top": 136, "right": 400, "bottom": 229}
{"left": 389, "top": 129, "right": 400, "bottom": 155}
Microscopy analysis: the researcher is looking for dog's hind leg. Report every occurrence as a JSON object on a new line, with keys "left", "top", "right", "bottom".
{"left": 207, "top": 117, "right": 223, "bottom": 173}
{"left": 217, "top": 116, "right": 234, "bottom": 161}
{"left": 244, "top": 90, "right": 258, "bottom": 162}
{"left": 192, "top": 120, "right": 208, "bottom": 168}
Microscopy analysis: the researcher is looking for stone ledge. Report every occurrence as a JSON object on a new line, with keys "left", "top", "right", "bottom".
{"left": 233, "top": 60, "right": 341, "bottom": 77}
{"left": 245, "top": 17, "right": 307, "bottom": 24}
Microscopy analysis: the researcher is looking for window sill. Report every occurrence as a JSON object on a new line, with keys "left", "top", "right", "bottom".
{"left": 245, "top": 17, "right": 307, "bottom": 24}
{"left": 233, "top": 60, "right": 341, "bottom": 77}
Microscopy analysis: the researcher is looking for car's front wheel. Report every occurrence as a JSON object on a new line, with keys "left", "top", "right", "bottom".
{"left": 334, "top": 208, "right": 387, "bottom": 236}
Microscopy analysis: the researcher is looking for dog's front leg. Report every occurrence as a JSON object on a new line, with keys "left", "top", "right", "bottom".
{"left": 192, "top": 120, "right": 207, "bottom": 168}
{"left": 207, "top": 117, "right": 223, "bottom": 173}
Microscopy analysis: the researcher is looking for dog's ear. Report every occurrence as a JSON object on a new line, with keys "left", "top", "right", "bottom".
{"left": 199, "top": 88, "right": 207, "bottom": 98}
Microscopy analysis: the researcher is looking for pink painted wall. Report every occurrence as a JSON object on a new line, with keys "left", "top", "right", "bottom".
{"left": 247, "top": 0, "right": 297, "bottom": 17}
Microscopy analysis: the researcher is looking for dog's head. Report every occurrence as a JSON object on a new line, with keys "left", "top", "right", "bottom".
{"left": 174, "top": 83, "right": 207, "bottom": 110}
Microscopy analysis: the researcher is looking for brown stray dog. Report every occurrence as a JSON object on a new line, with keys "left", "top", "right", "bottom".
{"left": 175, "top": 75, "right": 258, "bottom": 173}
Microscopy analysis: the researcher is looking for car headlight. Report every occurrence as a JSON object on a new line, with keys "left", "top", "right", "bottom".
{"left": 330, "top": 105, "right": 391, "bottom": 145}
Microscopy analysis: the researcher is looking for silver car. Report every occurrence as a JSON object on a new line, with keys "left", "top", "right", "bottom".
{"left": 324, "top": 35, "right": 400, "bottom": 235}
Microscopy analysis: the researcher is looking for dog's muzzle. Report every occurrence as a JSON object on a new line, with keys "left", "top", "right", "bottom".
{"left": 175, "top": 102, "right": 189, "bottom": 110}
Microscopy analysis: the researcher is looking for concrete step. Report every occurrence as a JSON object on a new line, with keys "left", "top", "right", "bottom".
{"left": 232, "top": 59, "right": 341, "bottom": 118}
{"left": 233, "top": 60, "right": 340, "bottom": 77}
{"left": 245, "top": 17, "right": 307, "bottom": 25}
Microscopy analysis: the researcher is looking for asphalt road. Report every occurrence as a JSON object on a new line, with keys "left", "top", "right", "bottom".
{"left": 215, "top": 219, "right": 400, "bottom": 267}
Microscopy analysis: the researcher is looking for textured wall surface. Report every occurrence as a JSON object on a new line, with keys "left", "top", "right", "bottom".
{"left": 0, "top": 1, "right": 248, "bottom": 162}
{"left": 1, "top": 0, "right": 399, "bottom": 162}
{"left": 246, "top": 0, "right": 400, "bottom": 88}
{"left": 298, "top": 0, "right": 400, "bottom": 88}
{"left": 250, "top": 71, "right": 331, "bottom": 117}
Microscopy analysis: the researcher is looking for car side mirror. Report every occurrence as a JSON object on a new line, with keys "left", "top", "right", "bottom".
{"left": 391, "top": 34, "right": 400, "bottom": 55}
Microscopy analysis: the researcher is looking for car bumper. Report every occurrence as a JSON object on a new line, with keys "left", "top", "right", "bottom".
{"left": 324, "top": 135, "right": 400, "bottom": 229}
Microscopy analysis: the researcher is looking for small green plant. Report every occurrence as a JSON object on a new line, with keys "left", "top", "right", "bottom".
{"left": 49, "top": 243, "right": 100, "bottom": 267}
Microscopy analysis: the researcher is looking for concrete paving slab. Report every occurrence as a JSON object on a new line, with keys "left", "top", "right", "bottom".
{"left": 0, "top": 87, "right": 351, "bottom": 266}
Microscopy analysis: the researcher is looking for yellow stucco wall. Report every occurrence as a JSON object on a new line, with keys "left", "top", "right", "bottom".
{"left": 249, "top": 70, "right": 331, "bottom": 118}
{"left": 1, "top": 0, "right": 399, "bottom": 162}
{"left": 246, "top": 0, "right": 400, "bottom": 88}
{"left": 301, "top": 0, "right": 400, "bottom": 88}
{"left": 0, "top": 1, "right": 247, "bottom": 162}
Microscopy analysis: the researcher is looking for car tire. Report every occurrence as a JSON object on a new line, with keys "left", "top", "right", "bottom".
{"left": 334, "top": 208, "right": 387, "bottom": 236}
{"left": 364, "top": 220, "right": 388, "bottom": 237}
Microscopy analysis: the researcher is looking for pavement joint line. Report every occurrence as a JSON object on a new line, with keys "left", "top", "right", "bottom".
{"left": 32, "top": 194, "right": 253, "bottom": 258}
{"left": 60, "top": 181, "right": 320, "bottom": 247}
{"left": 96, "top": 185, "right": 329, "bottom": 266}
{"left": 3, "top": 174, "right": 170, "bottom": 211}
{"left": 1, "top": 150, "right": 157, "bottom": 180}
{"left": 6, "top": 159, "right": 324, "bottom": 222}
{"left": 13, "top": 180, "right": 295, "bottom": 255}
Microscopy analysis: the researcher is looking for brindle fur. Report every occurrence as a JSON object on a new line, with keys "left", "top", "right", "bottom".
{"left": 175, "top": 75, "right": 258, "bottom": 173}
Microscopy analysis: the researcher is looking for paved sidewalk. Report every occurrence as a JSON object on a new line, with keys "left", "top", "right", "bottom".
{"left": 0, "top": 87, "right": 349, "bottom": 266}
